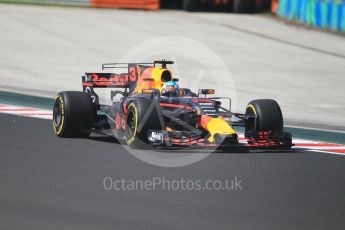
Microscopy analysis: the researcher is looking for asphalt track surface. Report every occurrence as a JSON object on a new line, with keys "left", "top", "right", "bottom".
{"left": 1, "top": 113, "right": 345, "bottom": 229}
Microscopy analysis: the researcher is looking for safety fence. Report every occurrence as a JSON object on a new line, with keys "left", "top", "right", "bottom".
{"left": 0, "top": 0, "right": 159, "bottom": 9}
{"left": 272, "top": 0, "right": 345, "bottom": 32}
{"left": 2, "top": 0, "right": 344, "bottom": 31}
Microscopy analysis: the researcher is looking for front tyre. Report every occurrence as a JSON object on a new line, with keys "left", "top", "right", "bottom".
{"left": 125, "top": 102, "right": 140, "bottom": 147}
{"left": 244, "top": 99, "right": 292, "bottom": 147}
{"left": 53, "top": 91, "right": 95, "bottom": 138}
{"left": 245, "top": 99, "right": 283, "bottom": 134}
{"left": 125, "top": 99, "right": 164, "bottom": 149}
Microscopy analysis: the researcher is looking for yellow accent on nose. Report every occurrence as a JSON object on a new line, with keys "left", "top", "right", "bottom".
{"left": 206, "top": 117, "right": 236, "bottom": 142}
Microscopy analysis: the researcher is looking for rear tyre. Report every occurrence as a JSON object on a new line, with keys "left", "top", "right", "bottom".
{"left": 125, "top": 99, "right": 164, "bottom": 149}
{"left": 245, "top": 99, "right": 283, "bottom": 136}
{"left": 53, "top": 91, "right": 95, "bottom": 138}
{"left": 183, "top": 0, "right": 199, "bottom": 11}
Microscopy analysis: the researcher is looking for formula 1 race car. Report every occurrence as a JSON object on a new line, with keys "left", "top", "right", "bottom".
{"left": 52, "top": 60, "right": 292, "bottom": 150}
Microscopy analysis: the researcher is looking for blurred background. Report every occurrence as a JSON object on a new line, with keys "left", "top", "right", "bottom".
{"left": 0, "top": 0, "right": 344, "bottom": 129}
{"left": 0, "top": 0, "right": 344, "bottom": 32}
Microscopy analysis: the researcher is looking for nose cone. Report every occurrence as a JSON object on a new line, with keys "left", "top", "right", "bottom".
{"left": 199, "top": 115, "right": 237, "bottom": 143}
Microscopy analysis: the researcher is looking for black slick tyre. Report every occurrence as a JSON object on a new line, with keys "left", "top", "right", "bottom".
{"left": 53, "top": 91, "right": 95, "bottom": 138}
{"left": 125, "top": 99, "right": 164, "bottom": 149}
{"left": 245, "top": 99, "right": 283, "bottom": 136}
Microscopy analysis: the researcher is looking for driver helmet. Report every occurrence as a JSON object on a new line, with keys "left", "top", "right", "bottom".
{"left": 161, "top": 81, "right": 179, "bottom": 97}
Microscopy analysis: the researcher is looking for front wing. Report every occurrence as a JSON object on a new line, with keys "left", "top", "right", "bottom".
{"left": 147, "top": 130, "right": 293, "bottom": 149}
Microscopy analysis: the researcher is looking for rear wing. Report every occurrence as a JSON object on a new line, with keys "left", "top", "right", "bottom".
{"left": 82, "top": 63, "right": 140, "bottom": 94}
{"left": 82, "top": 73, "right": 130, "bottom": 88}
{"left": 82, "top": 60, "right": 174, "bottom": 93}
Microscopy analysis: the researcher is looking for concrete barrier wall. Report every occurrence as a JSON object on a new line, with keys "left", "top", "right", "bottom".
{"left": 275, "top": 0, "right": 345, "bottom": 32}
{"left": 0, "top": 0, "right": 159, "bottom": 9}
